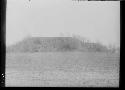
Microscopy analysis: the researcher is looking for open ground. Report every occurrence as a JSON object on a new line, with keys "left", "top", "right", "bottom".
{"left": 6, "top": 52, "right": 119, "bottom": 87}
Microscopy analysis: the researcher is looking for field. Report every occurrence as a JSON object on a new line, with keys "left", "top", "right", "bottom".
{"left": 6, "top": 52, "right": 119, "bottom": 87}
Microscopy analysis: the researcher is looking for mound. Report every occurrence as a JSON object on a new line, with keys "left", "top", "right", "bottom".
{"left": 6, "top": 37, "right": 109, "bottom": 53}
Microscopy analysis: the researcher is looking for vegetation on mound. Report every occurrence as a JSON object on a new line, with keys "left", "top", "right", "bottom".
{"left": 6, "top": 36, "right": 119, "bottom": 53}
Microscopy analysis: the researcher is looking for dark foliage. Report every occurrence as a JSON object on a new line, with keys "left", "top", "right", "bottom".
{"left": 6, "top": 37, "right": 117, "bottom": 53}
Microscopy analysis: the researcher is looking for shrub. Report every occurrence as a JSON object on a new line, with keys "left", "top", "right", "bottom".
{"left": 57, "top": 37, "right": 80, "bottom": 51}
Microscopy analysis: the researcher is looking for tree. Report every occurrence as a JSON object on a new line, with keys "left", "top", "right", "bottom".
{"left": 58, "top": 37, "right": 79, "bottom": 51}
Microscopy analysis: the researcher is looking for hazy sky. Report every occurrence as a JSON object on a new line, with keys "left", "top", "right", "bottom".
{"left": 6, "top": 0, "right": 120, "bottom": 47}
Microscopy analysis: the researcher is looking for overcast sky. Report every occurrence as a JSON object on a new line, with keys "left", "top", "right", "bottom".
{"left": 6, "top": 0, "right": 120, "bottom": 47}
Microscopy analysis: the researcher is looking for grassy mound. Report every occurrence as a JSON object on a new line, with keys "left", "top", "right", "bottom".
{"left": 6, "top": 37, "right": 116, "bottom": 53}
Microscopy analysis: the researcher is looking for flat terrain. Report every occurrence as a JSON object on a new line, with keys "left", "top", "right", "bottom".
{"left": 6, "top": 52, "right": 119, "bottom": 87}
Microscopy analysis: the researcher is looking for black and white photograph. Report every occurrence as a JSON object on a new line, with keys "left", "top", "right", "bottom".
{"left": 5, "top": 0, "right": 120, "bottom": 87}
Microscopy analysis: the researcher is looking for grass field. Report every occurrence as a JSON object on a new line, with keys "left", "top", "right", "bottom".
{"left": 6, "top": 52, "right": 119, "bottom": 87}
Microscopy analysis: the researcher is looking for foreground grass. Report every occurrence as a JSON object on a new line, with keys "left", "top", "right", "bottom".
{"left": 6, "top": 52, "right": 119, "bottom": 87}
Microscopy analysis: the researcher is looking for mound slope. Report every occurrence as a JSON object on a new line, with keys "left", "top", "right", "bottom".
{"left": 6, "top": 37, "right": 110, "bottom": 53}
